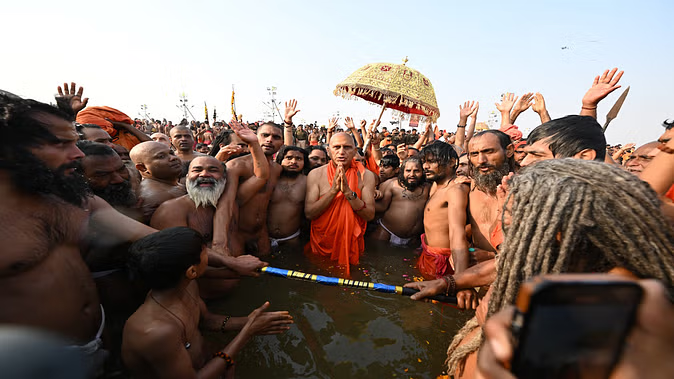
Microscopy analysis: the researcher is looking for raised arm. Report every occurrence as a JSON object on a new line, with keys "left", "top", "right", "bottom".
{"left": 509, "top": 92, "right": 533, "bottom": 125}
{"left": 414, "top": 123, "right": 432, "bottom": 150}
{"left": 580, "top": 67, "right": 624, "bottom": 119}
{"left": 531, "top": 92, "right": 551, "bottom": 124}
{"left": 229, "top": 120, "right": 269, "bottom": 204}
{"left": 55, "top": 81, "right": 89, "bottom": 118}
{"left": 283, "top": 99, "right": 300, "bottom": 146}
{"left": 495, "top": 92, "right": 518, "bottom": 128}
{"left": 464, "top": 102, "right": 479, "bottom": 151}
{"left": 456, "top": 101, "right": 478, "bottom": 148}
{"left": 109, "top": 120, "right": 151, "bottom": 142}
{"left": 345, "top": 117, "right": 364, "bottom": 148}
{"left": 326, "top": 117, "right": 338, "bottom": 144}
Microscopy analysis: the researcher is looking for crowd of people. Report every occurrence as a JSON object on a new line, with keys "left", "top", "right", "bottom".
{"left": 1, "top": 66, "right": 674, "bottom": 379}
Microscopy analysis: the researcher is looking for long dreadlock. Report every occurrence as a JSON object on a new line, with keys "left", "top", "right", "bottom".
{"left": 446, "top": 159, "right": 674, "bottom": 375}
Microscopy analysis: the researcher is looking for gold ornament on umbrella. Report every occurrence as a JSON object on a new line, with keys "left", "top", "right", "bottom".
{"left": 334, "top": 57, "right": 440, "bottom": 124}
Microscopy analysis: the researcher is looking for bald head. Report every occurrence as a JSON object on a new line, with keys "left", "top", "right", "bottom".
{"left": 189, "top": 155, "right": 225, "bottom": 174}
{"left": 130, "top": 141, "right": 183, "bottom": 180}
{"left": 150, "top": 132, "right": 171, "bottom": 146}
{"left": 130, "top": 141, "right": 168, "bottom": 165}
{"left": 329, "top": 132, "right": 357, "bottom": 166}
{"left": 625, "top": 141, "right": 661, "bottom": 175}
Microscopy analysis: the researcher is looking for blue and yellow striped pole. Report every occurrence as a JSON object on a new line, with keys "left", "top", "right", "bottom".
{"left": 260, "top": 266, "right": 457, "bottom": 304}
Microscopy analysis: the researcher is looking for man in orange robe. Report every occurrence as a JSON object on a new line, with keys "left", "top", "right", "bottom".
{"left": 304, "top": 132, "right": 376, "bottom": 275}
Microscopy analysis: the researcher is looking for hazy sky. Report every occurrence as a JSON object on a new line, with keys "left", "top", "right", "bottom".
{"left": 3, "top": 0, "right": 672, "bottom": 144}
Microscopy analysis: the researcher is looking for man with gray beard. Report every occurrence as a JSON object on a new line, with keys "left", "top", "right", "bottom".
{"left": 151, "top": 156, "right": 267, "bottom": 298}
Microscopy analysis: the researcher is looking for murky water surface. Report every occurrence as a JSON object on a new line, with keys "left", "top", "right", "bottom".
{"left": 208, "top": 239, "right": 471, "bottom": 379}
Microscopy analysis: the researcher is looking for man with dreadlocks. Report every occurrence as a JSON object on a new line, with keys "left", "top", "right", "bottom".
{"left": 446, "top": 159, "right": 674, "bottom": 378}
{"left": 372, "top": 157, "right": 430, "bottom": 247}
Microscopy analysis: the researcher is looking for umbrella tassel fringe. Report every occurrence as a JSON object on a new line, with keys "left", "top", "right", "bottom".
{"left": 334, "top": 85, "right": 439, "bottom": 122}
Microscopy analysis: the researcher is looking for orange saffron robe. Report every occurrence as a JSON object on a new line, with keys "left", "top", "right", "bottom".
{"left": 305, "top": 161, "right": 367, "bottom": 275}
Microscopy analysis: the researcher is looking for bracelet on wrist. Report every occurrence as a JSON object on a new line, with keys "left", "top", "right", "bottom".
{"left": 212, "top": 351, "right": 235, "bottom": 368}
{"left": 457, "top": 124, "right": 466, "bottom": 128}
{"left": 442, "top": 275, "right": 456, "bottom": 296}
{"left": 581, "top": 105, "right": 597, "bottom": 110}
{"left": 220, "top": 315, "right": 231, "bottom": 333}
{"left": 353, "top": 200, "right": 366, "bottom": 212}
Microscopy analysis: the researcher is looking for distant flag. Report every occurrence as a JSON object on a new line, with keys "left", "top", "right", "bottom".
{"left": 204, "top": 102, "right": 209, "bottom": 123}
{"left": 231, "top": 85, "right": 237, "bottom": 119}
{"left": 213, "top": 106, "right": 217, "bottom": 122}
{"left": 408, "top": 114, "right": 420, "bottom": 128}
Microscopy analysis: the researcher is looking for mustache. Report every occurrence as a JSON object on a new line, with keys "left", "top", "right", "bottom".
{"left": 476, "top": 163, "right": 495, "bottom": 170}
{"left": 195, "top": 177, "right": 217, "bottom": 185}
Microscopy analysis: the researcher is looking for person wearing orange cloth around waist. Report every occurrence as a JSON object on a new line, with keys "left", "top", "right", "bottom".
{"left": 417, "top": 141, "right": 474, "bottom": 285}
{"left": 304, "top": 132, "right": 376, "bottom": 276}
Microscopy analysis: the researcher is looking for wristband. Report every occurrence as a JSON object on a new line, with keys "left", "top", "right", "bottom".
{"left": 213, "top": 351, "right": 235, "bottom": 368}
{"left": 220, "top": 315, "right": 231, "bottom": 333}
{"left": 581, "top": 106, "right": 597, "bottom": 110}
{"left": 442, "top": 275, "right": 456, "bottom": 296}
{"left": 457, "top": 124, "right": 466, "bottom": 128}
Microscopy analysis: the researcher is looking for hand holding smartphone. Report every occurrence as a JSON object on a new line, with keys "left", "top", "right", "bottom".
{"left": 510, "top": 274, "right": 642, "bottom": 379}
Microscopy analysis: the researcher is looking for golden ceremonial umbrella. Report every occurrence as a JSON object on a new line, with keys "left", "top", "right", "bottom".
{"left": 333, "top": 57, "right": 440, "bottom": 124}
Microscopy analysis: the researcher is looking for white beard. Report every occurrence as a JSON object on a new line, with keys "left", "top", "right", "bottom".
{"left": 186, "top": 177, "right": 227, "bottom": 208}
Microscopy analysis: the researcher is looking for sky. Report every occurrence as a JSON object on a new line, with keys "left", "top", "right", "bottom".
{"left": 2, "top": 0, "right": 673, "bottom": 145}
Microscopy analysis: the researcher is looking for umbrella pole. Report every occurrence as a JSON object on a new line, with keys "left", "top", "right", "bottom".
{"left": 374, "top": 103, "right": 387, "bottom": 127}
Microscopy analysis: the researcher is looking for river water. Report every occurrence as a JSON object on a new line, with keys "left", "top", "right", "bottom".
{"left": 208, "top": 238, "right": 471, "bottom": 379}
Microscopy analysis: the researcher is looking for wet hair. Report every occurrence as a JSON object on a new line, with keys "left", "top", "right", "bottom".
{"left": 209, "top": 128, "right": 233, "bottom": 158}
{"left": 527, "top": 115, "right": 606, "bottom": 161}
{"left": 76, "top": 141, "right": 117, "bottom": 157}
{"left": 380, "top": 154, "right": 400, "bottom": 169}
{"left": 306, "top": 145, "right": 328, "bottom": 160}
{"left": 419, "top": 140, "right": 458, "bottom": 170}
{"left": 0, "top": 93, "right": 72, "bottom": 151}
{"left": 446, "top": 159, "right": 674, "bottom": 375}
{"left": 128, "top": 227, "right": 205, "bottom": 290}
{"left": 663, "top": 119, "right": 674, "bottom": 130}
{"left": 75, "top": 123, "right": 103, "bottom": 140}
{"left": 398, "top": 156, "right": 425, "bottom": 187}
{"left": 259, "top": 121, "right": 282, "bottom": 131}
{"left": 275, "top": 145, "right": 310, "bottom": 175}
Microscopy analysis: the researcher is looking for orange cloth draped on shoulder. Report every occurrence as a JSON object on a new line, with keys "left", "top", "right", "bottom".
{"left": 76, "top": 106, "right": 140, "bottom": 150}
{"left": 417, "top": 233, "right": 454, "bottom": 279}
{"left": 305, "top": 160, "right": 367, "bottom": 276}
{"left": 490, "top": 221, "right": 504, "bottom": 251}
{"left": 365, "top": 148, "right": 380, "bottom": 176}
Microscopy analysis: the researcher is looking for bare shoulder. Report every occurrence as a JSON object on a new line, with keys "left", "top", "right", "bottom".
{"left": 361, "top": 168, "right": 377, "bottom": 184}
{"left": 226, "top": 154, "right": 252, "bottom": 169}
{"left": 307, "top": 165, "right": 327, "bottom": 183}
{"left": 125, "top": 316, "right": 180, "bottom": 353}
{"left": 154, "top": 195, "right": 192, "bottom": 213}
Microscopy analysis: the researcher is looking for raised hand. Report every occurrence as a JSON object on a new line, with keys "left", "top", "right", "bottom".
{"left": 284, "top": 99, "right": 300, "bottom": 124}
{"left": 230, "top": 119, "right": 258, "bottom": 145}
{"left": 459, "top": 101, "right": 478, "bottom": 121}
{"left": 215, "top": 144, "right": 244, "bottom": 162}
{"left": 582, "top": 68, "right": 624, "bottom": 107}
{"left": 495, "top": 92, "right": 519, "bottom": 114}
{"left": 328, "top": 117, "right": 339, "bottom": 132}
{"left": 345, "top": 116, "right": 355, "bottom": 130}
{"left": 56, "top": 82, "right": 89, "bottom": 114}
{"left": 470, "top": 102, "right": 480, "bottom": 119}
{"left": 531, "top": 93, "right": 547, "bottom": 114}
{"left": 512, "top": 92, "right": 534, "bottom": 115}
{"left": 359, "top": 119, "right": 367, "bottom": 129}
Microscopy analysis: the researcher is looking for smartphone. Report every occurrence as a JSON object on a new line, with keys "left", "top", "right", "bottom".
{"left": 510, "top": 274, "right": 643, "bottom": 379}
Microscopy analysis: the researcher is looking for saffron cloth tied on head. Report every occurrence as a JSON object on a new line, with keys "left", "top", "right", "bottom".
{"left": 76, "top": 106, "right": 140, "bottom": 150}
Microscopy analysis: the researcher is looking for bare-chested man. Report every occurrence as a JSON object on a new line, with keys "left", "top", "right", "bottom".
{"left": 122, "top": 227, "right": 293, "bottom": 379}
{"left": 305, "top": 132, "right": 376, "bottom": 275}
{"left": 0, "top": 93, "right": 163, "bottom": 373}
{"left": 268, "top": 146, "right": 308, "bottom": 250}
{"left": 227, "top": 102, "right": 300, "bottom": 255}
{"left": 372, "top": 157, "right": 429, "bottom": 247}
{"left": 130, "top": 141, "right": 187, "bottom": 222}
{"left": 307, "top": 145, "right": 328, "bottom": 170}
{"left": 415, "top": 142, "right": 475, "bottom": 308}
{"left": 170, "top": 125, "right": 203, "bottom": 176}
{"left": 378, "top": 154, "right": 400, "bottom": 184}
{"left": 151, "top": 150, "right": 269, "bottom": 298}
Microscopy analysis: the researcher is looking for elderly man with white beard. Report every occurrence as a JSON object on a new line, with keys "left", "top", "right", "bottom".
{"left": 151, "top": 155, "right": 267, "bottom": 298}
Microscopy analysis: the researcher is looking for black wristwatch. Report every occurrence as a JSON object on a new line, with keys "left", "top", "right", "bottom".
{"left": 346, "top": 191, "right": 357, "bottom": 201}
